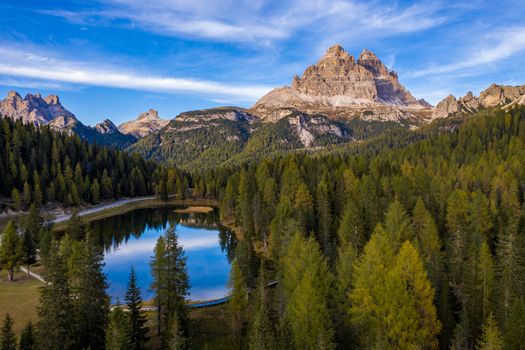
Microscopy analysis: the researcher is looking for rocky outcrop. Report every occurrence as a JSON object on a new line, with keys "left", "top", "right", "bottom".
{"left": 432, "top": 84, "right": 525, "bottom": 119}
{"left": 118, "top": 109, "right": 170, "bottom": 138}
{"left": 0, "top": 90, "right": 137, "bottom": 148}
{"left": 95, "top": 119, "right": 120, "bottom": 134}
{"left": 0, "top": 91, "right": 74, "bottom": 125}
{"left": 251, "top": 45, "right": 428, "bottom": 122}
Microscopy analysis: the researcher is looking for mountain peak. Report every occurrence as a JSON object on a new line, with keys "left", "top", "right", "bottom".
{"left": 95, "top": 119, "right": 119, "bottom": 134}
{"left": 7, "top": 91, "right": 21, "bottom": 99}
{"left": 137, "top": 109, "right": 160, "bottom": 121}
{"left": 44, "top": 94, "right": 60, "bottom": 105}
{"left": 119, "top": 109, "right": 169, "bottom": 138}
{"left": 253, "top": 45, "right": 425, "bottom": 117}
{"left": 324, "top": 44, "right": 346, "bottom": 57}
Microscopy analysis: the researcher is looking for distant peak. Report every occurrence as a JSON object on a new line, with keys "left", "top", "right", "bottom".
{"left": 325, "top": 44, "right": 345, "bottom": 56}
{"left": 96, "top": 119, "right": 119, "bottom": 134}
{"left": 44, "top": 94, "right": 60, "bottom": 105}
{"left": 138, "top": 109, "right": 159, "bottom": 120}
{"left": 358, "top": 48, "right": 379, "bottom": 60}
{"left": 7, "top": 90, "right": 21, "bottom": 99}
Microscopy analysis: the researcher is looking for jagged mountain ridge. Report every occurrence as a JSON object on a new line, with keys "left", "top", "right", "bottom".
{"left": 0, "top": 91, "right": 137, "bottom": 148}
{"left": 251, "top": 45, "right": 431, "bottom": 123}
{"left": 432, "top": 84, "right": 525, "bottom": 119}
{"left": 128, "top": 107, "right": 351, "bottom": 170}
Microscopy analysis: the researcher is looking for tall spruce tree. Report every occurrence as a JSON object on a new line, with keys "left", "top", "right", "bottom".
{"left": 229, "top": 260, "right": 248, "bottom": 348}
{"left": 150, "top": 226, "right": 189, "bottom": 345}
{"left": 125, "top": 266, "right": 149, "bottom": 350}
{"left": 0, "top": 314, "right": 16, "bottom": 350}
{"left": 18, "top": 321, "right": 35, "bottom": 350}
{"left": 249, "top": 264, "right": 276, "bottom": 350}
{"left": 36, "top": 241, "right": 75, "bottom": 350}
{"left": 73, "top": 234, "right": 110, "bottom": 350}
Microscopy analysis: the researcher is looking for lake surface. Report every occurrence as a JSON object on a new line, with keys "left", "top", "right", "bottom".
{"left": 87, "top": 207, "right": 235, "bottom": 302}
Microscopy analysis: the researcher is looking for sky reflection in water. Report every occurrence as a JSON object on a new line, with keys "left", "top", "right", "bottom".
{"left": 102, "top": 220, "right": 230, "bottom": 303}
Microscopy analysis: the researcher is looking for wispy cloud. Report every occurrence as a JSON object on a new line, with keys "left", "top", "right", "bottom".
{"left": 41, "top": 0, "right": 449, "bottom": 44}
{"left": 0, "top": 45, "right": 272, "bottom": 102}
{"left": 410, "top": 26, "right": 525, "bottom": 77}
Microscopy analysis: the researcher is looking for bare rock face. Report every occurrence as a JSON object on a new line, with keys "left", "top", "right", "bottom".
{"left": 119, "top": 109, "right": 170, "bottom": 138}
{"left": 95, "top": 119, "right": 120, "bottom": 134}
{"left": 432, "top": 95, "right": 459, "bottom": 119}
{"left": 251, "top": 45, "right": 428, "bottom": 122}
{"left": 432, "top": 84, "right": 525, "bottom": 119}
{"left": 0, "top": 91, "right": 74, "bottom": 125}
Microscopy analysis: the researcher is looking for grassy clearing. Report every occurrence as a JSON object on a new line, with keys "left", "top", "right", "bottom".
{"left": 0, "top": 270, "right": 42, "bottom": 334}
{"left": 53, "top": 198, "right": 218, "bottom": 231}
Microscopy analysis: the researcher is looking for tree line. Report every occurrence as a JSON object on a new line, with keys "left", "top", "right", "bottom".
{"left": 192, "top": 106, "right": 525, "bottom": 349}
{"left": 0, "top": 116, "right": 189, "bottom": 210}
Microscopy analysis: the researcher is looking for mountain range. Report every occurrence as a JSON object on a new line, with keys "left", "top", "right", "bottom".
{"left": 1, "top": 44, "right": 524, "bottom": 169}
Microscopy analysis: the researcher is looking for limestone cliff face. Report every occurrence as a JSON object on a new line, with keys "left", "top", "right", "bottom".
{"left": 251, "top": 45, "right": 428, "bottom": 122}
{"left": 118, "top": 109, "right": 169, "bottom": 138}
{"left": 432, "top": 84, "right": 525, "bottom": 119}
{"left": 0, "top": 91, "right": 74, "bottom": 125}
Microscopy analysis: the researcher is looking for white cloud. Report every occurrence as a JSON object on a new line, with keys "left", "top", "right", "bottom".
{"left": 42, "top": 0, "right": 449, "bottom": 43}
{"left": 0, "top": 45, "right": 272, "bottom": 102}
{"left": 410, "top": 27, "right": 525, "bottom": 77}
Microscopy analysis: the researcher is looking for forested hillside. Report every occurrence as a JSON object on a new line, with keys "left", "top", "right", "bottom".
{"left": 193, "top": 106, "right": 525, "bottom": 349}
{"left": 0, "top": 117, "right": 186, "bottom": 210}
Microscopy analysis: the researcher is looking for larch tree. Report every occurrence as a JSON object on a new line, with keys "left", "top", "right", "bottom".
{"left": 503, "top": 297, "right": 525, "bottom": 350}
{"left": 36, "top": 242, "right": 75, "bottom": 350}
{"left": 0, "top": 221, "right": 23, "bottom": 282}
{"left": 229, "top": 259, "right": 248, "bottom": 348}
{"left": 105, "top": 306, "right": 132, "bottom": 350}
{"left": 249, "top": 264, "right": 276, "bottom": 350}
{"left": 476, "top": 313, "right": 503, "bottom": 350}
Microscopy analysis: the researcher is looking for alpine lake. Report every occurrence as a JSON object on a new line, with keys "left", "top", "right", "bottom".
{"left": 72, "top": 206, "right": 236, "bottom": 303}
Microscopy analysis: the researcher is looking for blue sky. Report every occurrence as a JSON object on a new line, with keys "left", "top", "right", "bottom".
{"left": 1, "top": 0, "right": 525, "bottom": 126}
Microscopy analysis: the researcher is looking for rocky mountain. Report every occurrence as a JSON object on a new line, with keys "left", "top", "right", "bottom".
{"left": 118, "top": 109, "right": 169, "bottom": 138}
{"left": 0, "top": 91, "right": 136, "bottom": 148}
{"left": 251, "top": 45, "right": 431, "bottom": 123}
{"left": 128, "top": 107, "right": 351, "bottom": 169}
{"left": 432, "top": 84, "right": 525, "bottom": 119}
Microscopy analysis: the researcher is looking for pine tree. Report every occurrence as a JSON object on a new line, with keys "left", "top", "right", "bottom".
{"left": 66, "top": 209, "right": 86, "bottom": 240}
{"left": 73, "top": 234, "right": 110, "bottom": 349}
{"left": 384, "top": 200, "right": 414, "bottom": 252}
{"left": 476, "top": 313, "right": 503, "bottom": 350}
{"left": 151, "top": 236, "right": 166, "bottom": 336}
{"left": 0, "top": 221, "right": 23, "bottom": 282}
{"left": 249, "top": 265, "right": 276, "bottom": 350}
{"left": 0, "top": 314, "right": 16, "bottom": 350}
{"left": 36, "top": 242, "right": 75, "bottom": 350}
{"left": 478, "top": 241, "right": 494, "bottom": 321}
{"left": 167, "top": 312, "right": 187, "bottom": 350}
{"left": 412, "top": 198, "right": 443, "bottom": 290}
{"left": 105, "top": 306, "right": 132, "bottom": 350}
{"left": 18, "top": 321, "right": 35, "bottom": 350}
{"left": 337, "top": 201, "right": 365, "bottom": 252}
{"left": 125, "top": 266, "right": 149, "bottom": 350}
{"left": 503, "top": 297, "right": 525, "bottom": 350}
{"left": 316, "top": 176, "right": 333, "bottom": 260}
{"left": 150, "top": 227, "right": 189, "bottom": 344}
{"left": 21, "top": 206, "right": 38, "bottom": 273}
{"left": 229, "top": 260, "right": 247, "bottom": 348}
{"left": 11, "top": 189, "right": 21, "bottom": 211}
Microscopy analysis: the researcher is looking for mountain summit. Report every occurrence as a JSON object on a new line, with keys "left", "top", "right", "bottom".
{"left": 251, "top": 45, "right": 428, "bottom": 121}
{"left": 119, "top": 109, "right": 169, "bottom": 138}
